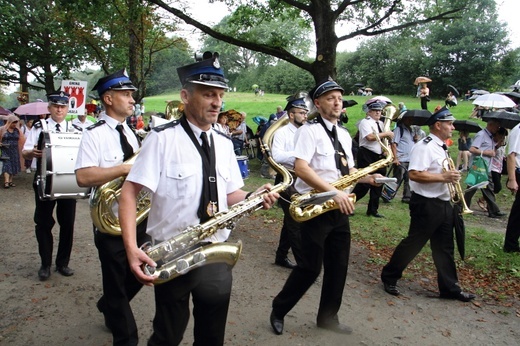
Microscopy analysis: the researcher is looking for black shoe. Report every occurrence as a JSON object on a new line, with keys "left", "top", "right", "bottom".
{"left": 367, "top": 212, "right": 385, "bottom": 218}
{"left": 503, "top": 247, "right": 520, "bottom": 253}
{"left": 270, "top": 311, "right": 284, "bottom": 335}
{"left": 38, "top": 266, "right": 51, "bottom": 281}
{"left": 97, "top": 298, "right": 112, "bottom": 332}
{"left": 489, "top": 212, "right": 506, "bottom": 218}
{"left": 275, "top": 257, "right": 296, "bottom": 269}
{"left": 383, "top": 282, "right": 400, "bottom": 296}
{"left": 439, "top": 291, "right": 476, "bottom": 302}
{"left": 317, "top": 322, "right": 353, "bottom": 335}
{"left": 56, "top": 266, "right": 74, "bottom": 276}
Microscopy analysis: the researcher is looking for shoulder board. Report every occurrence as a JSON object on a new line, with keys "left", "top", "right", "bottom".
{"left": 213, "top": 128, "right": 232, "bottom": 140}
{"left": 33, "top": 120, "right": 43, "bottom": 129}
{"left": 422, "top": 136, "right": 432, "bottom": 144}
{"left": 308, "top": 118, "right": 320, "bottom": 125}
{"left": 153, "top": 119, "right": 180, "bottom": 132}
{"left": 86, "top": 120, "right": 106, "bottom": 131}
{"left": 72, "top": 124, "right": 83, "bottom": 132}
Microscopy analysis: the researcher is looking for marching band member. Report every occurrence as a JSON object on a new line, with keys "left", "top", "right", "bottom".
{"left": 270, "top": 79, "right": 382, "bottom": 336}
{"left": 381, "top": 107, "right": 476, "bottom": 302}
{"left": 75, "top": 69, "right": 147, "bottom": 345}
{"left": 22, "top": 91, "right": 76, "bottom": 281}
{"left": 119, "top": 52, "right": 278, "bottom": 345}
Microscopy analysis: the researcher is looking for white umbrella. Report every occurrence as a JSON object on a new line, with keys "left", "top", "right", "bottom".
{"left": 472, "top": 93, "right": 516, "bottom": 109}
{"left": 472, "top": 89, "right": 489, "bottom": 95}
{"left": 14, "top": 101, "right": 49, "bottom": 116}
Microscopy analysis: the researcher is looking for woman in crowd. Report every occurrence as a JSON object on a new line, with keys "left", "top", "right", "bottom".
{"left": 0, "top": 115, "right": 23, "bottom": 188}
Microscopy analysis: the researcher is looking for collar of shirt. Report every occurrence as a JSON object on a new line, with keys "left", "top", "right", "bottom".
{"left": 100, "top": 112, "right": 125, "bottom": 130}
{"left": 186, "top": 119, "right": 212, "bottom": 145}
{"left": 428, "top": 133, "right": 446, "bottom": 148}
{"left": 320, "top": 116, "right": 336, "bottom": 132}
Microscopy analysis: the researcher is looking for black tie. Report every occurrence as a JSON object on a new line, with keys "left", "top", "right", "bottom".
{"left": 55, "top": 123, "right": 61, "bottom": 132}
{"left": 332, "top": 125, "right": 349, "bottom": 176}
{"left": 200, "top": 132, "right": 210, "bottom": 159}
{"left": 376, "top": 121, "right": 382, "bottom": 133}
{"left": 116, "top": 124, "right": 134, "bottom": 161}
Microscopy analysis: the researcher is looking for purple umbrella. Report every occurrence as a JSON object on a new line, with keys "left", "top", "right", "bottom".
{"left": 0, "top": 105, "right": 12, "bottom": 115}
{"left": 14, "top": 101, "right": 49, "bottom": 116}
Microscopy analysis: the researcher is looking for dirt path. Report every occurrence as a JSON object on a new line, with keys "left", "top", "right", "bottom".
{"left": 0, "top": 172, "right": 518, "bottom": 345}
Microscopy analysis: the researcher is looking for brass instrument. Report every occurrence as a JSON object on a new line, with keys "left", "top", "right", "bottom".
{"left": 141, "top": 114, "right": 293, "bottom": 284}
{"left": 164, "top": 100, "right": 184, "bottom": 120}
{"left": 289, "top": 105, "right": 399, "bottom": 222}
{"left": 443, "top": 154, "right": 473, "bottom": 215}
{"left": 89, "top": 151, "right": 150, "bottom": 235}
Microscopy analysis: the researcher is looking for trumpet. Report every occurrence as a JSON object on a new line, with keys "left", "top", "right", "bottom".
{"left": 443, "top": 154, "right": 473, "bottom": 215}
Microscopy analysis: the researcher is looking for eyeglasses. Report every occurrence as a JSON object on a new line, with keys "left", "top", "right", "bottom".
{"left": 292, "top": 111, "right": 308, "bottom": 116}
{"left": 12, "top": 121, "right": 19, "bottom": 123}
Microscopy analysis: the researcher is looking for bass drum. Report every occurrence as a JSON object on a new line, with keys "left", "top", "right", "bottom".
{"left": 37, "top": 131, "right": 90, "bottom": 200}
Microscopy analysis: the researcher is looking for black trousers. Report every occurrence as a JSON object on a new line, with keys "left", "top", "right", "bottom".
{"left": 381, "top": 193, "right": 460, "bottom": 295}
{"left": 148, "top": 262, "right": 233, "bottom": 346}
{"left": 504, "top": 171, "right": 520, "bottom": 251}
{"left": 95, "top": 221, "right": 149, "bottom": 346}
{"left": 272, "top": 210, "right": 350, "bottom": 325}
{"left": 352, "top": 146, "right": 386, "bottom": 214}
{"left": 33, "top": 183, "right": 76, "bottom": 268}
{"left": 464, "top": 175, "right": 501, "bottom": 216}
{"left": 274, "top": 174, "right": 303, "bottom": 265}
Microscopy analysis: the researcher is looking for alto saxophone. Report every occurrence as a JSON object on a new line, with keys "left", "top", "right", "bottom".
{"left": 89, "top": 151, "right": 150, "bottom": 236}
{"left": 141, "top": 115, "right": 293, "bottom": 284}
{"left": 289, "top": 110, "right": 397, "bottom": 222}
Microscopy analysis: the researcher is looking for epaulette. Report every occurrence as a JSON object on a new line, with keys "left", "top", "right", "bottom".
{"left": 213, "top": 128, "right": 232, "bottom": 140}
{"left": 86, "top": 120, "right": 106, "bottom": 131}
{"left": 33, "top": 120, "right": 43, "bottom": 129}
{"left": 423, "top": 136, "right": 432, "bottom": 144}
{"left": 307, "top": 118, "right": 320, "bottom": 125}
{"left": 153, "top": 119, "right": 180, "bottom": 132}
{"left": 72, "top": 124, "right": 83, "bottom": 132}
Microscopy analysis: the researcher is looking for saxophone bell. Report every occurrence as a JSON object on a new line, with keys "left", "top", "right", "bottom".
{"left": 442, "top": 155, "right": 473, "bottom": 215}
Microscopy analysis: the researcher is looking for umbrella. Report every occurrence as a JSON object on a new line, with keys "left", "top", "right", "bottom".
{"left": 0, "top": 106, "right": 12, "bottom": 115}
{"left": 453, "top": 204, "right": 465, "bottom": 260}
{"left": 448, "top": 84, "right": 459, "bottom": 97}
{"left": 472, "top": 89, "right": 489, "bottom": 95}
{"left": 500, "top": 91, "right": 520, "bottom": 102}
{"left": 14, "top": 101, "right": 49, "bottom": 116}
{"left": 481, "top": 111, "right": 520, "bottom": 129}
{"left": 252, "top": 116, "right": 268, "bottom": 125}
{"left": 354, "top": 83, "right": 364, "bottom": 87}
{"left": 364, "top": 87, "right": 373, "bottom": 92}
{"left": 414, "top": 76, "right": 432, "bottom": 85}
{"left": 472, "top": 93, "right": 516, "bottom": 109}
{"left": 343, "top": 100, "right": 358, "bottom": 108}
{"left": 509, "top": 80, "right": 520, "bottom": 89}
{"left": 366, "top": 96, "right": 392, "bottom": 104}
{"left": 453, "top": 120, "right": 482, "bottom": 133}
{"left": 399, "top": 109, "right": 432, "bottom": 126}
{"left": 251, "top": 84, "right": 259, "bottom": 90}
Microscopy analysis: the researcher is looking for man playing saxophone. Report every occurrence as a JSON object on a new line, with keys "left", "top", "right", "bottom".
{"left": 270, "top": 78, "right": 383, "bottom": 336}
{"left": 118, "top": 52, "right": 278, "bottom": 346}
{"left": 75, "top": 69, "right": 149, "bottom": 345}
{"left": 381, "top": 106, "right": 476, "bottom": 302}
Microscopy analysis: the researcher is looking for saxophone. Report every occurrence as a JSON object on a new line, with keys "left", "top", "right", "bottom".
{"left": 89, "top": 151, "right": 150, "bottom": 236}
{"left": 289, "top": 108, "right": 397, "bottom": 222}
{"left": 141, "top": 115, "right": 293, "bottom": 284}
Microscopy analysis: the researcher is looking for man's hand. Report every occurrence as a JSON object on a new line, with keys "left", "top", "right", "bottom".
{"left": 255, "top": 183, "right": 279, "bottom": 209}
{"left": 127, "top": 247, "right": 157, "bottom": 286}
{"left": 442, "top": 170, "right": 461, "bottom": 184}
{"left": 506, "top": 179, "right": 518, "bottom": 194}
{"left": 333, "top": 190, "right": 355, "bottom": 215}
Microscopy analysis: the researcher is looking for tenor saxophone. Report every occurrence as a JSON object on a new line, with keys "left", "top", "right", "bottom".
{"left": 289, "top": 113, "right": 396, "bottom": 222}
{"left": 142, "top": 115, "right": 293, "bottom": 284}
